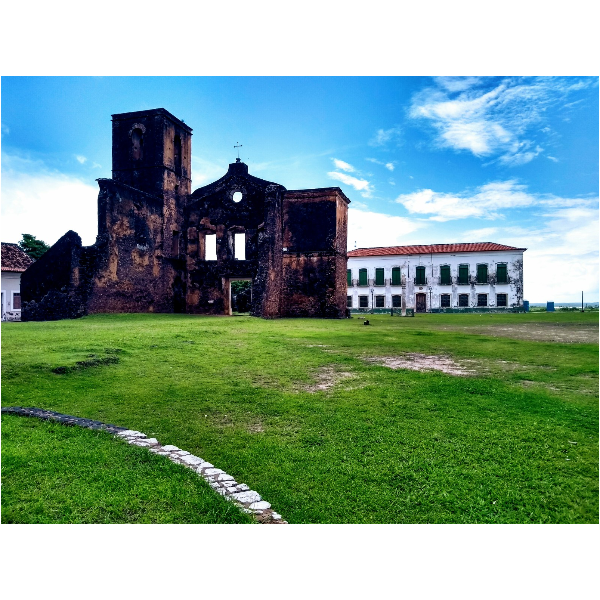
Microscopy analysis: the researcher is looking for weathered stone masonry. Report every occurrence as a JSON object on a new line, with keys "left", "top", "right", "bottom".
{"left": 21, "top": 108, "right": 350, "bottom": 321}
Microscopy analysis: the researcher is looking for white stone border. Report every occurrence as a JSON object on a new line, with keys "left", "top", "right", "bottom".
{"left": 116, "top": 429, "right": 287, "bottom": 524}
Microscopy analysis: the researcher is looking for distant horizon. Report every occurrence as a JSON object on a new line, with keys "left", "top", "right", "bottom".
{"left": 528, "top": 301, "right": 599, "bottom": 306}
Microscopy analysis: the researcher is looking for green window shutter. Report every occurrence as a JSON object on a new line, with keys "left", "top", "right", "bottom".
{"left": 347, "top": 269, "right": 352, "bottom": 286}
{"left": 440, "top": 265, "right": 451, "bottom": 285}
{"left": 477, "top": 264, "right": 488, "bottom": 284}
{"left": 458, "top": 265, "right": 469, "bottom": 285}
{"left": 359, "top": 268, "right": 368, "bottom": 286}
{"left": 497, "top": 264, "right": 507, "bottom": 284}
{"left": 375, "top": 268, "right": 384, "bottom": 286}
{"left": 415, "top": 266, "right": 426, "bottom": 285}
{"left": 391, "top": 267, "right": 401, "bottom": 286}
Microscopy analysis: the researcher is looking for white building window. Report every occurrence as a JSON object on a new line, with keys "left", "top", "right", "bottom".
{"left": 12, "top": 292, "right": 21, "bottom": 310}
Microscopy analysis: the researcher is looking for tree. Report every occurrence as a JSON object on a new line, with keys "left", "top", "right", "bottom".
{"left": 18, "top": 234, "right": 50, "bottom": 260}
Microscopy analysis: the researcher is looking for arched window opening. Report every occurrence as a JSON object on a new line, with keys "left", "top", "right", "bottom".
{"left": 132, "top": 128, "right": 144, "bottom": 161}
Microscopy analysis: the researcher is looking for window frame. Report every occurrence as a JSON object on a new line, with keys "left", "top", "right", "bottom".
{"left": 375, "top": 268, "right": 385, "bottom": 286}
{"left": 415, "top": 265, "right": 426, "bottom": 285}
{"left": 347, "top": 269, "right": 352, "bottom": 286}
{"left": 375, "top": 295, "right": 385, "bottom": 308}
{"left": 477, "top": 293, "right": 488, "bottom": 307}
{"left": 440, "top": 264, "right": 451, "bottom": 285}
{"left": 359, "top": 295, "right": 369, "bottom": 308}
{"left": 358, "top": 268, "right": 368, "bottom": 287}
{"left": 391, "top": 267, "right": 401, "bottom": 286}
{"left": 440, "top": 293, "right": 451, "bottom": 308}
{"left": 458, "top": 293, "right": 469, "bottom": 307}
{"left": 458, "top": 264, "right": 469, "bottom": 285}
{"left": 347, "top": 295, "right": 353, "bottom": 308}
{"left": 11, "top": 291, "right": 22, "bottom": 310}
{"left": 392, "top": 294, "right": 402, "bottom": 308}
{"left": 496, "top": 293, "right": 508, "bottom": 307}
{"left": 496, "top": 263, "right": 508, "bottom": 284}
{"left": 204, "top": 232, "right": 217, "bottom": 261}
{"left": 476, "top": 263, "right": 488, "bottom": 284}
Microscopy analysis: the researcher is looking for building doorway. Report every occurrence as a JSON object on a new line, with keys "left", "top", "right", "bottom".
{"left": 415, "top": 293, "right": 427, "bottom": 313}
{"left": 229, "top": 278, "right": 252, "bottom": 315}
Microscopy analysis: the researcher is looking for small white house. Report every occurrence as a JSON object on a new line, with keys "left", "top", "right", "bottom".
{"left": 347, "top": 242, "right": 526, "bottom": 312}
{"left": 1, "top": 243, "right": 34, "bottom": 321}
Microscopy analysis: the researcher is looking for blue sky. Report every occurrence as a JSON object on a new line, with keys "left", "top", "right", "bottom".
{"left": 1, "top": 76, "right": 598, "bottom": 302}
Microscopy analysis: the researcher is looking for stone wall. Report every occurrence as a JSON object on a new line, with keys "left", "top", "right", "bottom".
{"left": 21, "top": 108, "right": 350, "bottom": 321}
{"left": 21, "top": 230, "right": 87, "bottom": 321}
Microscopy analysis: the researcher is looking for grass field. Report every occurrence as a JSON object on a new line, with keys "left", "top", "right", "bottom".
{"left": 2, "top": 311, "right": 598, "bottom": 523}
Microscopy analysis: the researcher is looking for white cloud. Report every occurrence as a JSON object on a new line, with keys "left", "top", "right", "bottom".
{"left": 332, "top": 158, "right": 355, "bottom": 172}
{"left": 348, "top": 208, "right": 425, "bottom": 250}
{"left": 547, "top": 156, "right": 558, "bottom": 162}
{"left": 328, "top": 171, "right": 373, "bottom": 198}
{"left": 497, "top": 145, "right": 543, "bottom": 166}
{"left": 75, "top": 155, "right": 87, "bottom": 164}
{"left": 464, "top": 208, "right": 599, "bottom": 302}
{"left": 1, "top": 123, "right": 9, "bottom": 137}
{"left": 368, "top": 126, "right": 401, "bottom": 147}
{"left": 191, "top": 156, "right": 228, "bottom": 187}
{"left": 366, "top": 157, "right": 395, "bottom": 171}
{"left": 461, "top": 226, "right": 501, "bottom": 239}
{"left": 395, "top": 179, "right": 596, "bottom": 222}
{"left": 409, "top": 77, "right": 595, "bottom": 165}
{"left": 396, "top": 180, "right": 537, "bottom": 221}
{"left": 434, "top": 76, "right": 482, "bottom": 93}
{"left": 1, "top": 154, "right": 98, "bottom": 246}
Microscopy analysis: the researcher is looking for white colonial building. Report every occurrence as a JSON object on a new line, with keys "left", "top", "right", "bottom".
{"left": 347, "top": 243, "right": 526, "bottom": 313}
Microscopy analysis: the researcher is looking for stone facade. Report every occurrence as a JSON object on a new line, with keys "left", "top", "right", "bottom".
{"left": 21, "top": 108, "right": 350, "bottom": 321}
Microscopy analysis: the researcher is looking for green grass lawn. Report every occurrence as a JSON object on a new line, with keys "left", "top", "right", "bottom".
{"left": 2, "top": 311, "right": 598, "bottom": 523}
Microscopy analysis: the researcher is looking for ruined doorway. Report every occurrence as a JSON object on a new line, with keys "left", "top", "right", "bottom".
{"left": 416, "top": 293, "right": 427, "bottom": 313}
{"left": 229, "top": 278, "right": 252, "bottom": 315}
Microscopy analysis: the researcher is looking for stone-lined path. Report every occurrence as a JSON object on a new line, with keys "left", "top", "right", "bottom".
{"left": 1, "top": 407, "right": 287, "bottom": 524}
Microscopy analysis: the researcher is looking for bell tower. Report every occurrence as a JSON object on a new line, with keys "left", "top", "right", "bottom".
{"left": 111, "top": 108, "right": 192, "bottom": 198}
{"left": 111, "top": 108, "right": 192, "bottom": 260}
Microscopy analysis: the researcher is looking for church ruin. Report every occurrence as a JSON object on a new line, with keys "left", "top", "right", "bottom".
{"left": 21, "top": 108, "right": 350, "bottom": 321}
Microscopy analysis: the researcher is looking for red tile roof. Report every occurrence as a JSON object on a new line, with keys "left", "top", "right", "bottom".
{"left": 348, "top": 243, "right": 527, "bottom": 257}
{"left": 1, "top": 243, "right": 34, "bottom": 272}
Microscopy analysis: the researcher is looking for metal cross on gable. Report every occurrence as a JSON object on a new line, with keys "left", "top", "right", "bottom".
{"left": 234, "top": 143, "right": 243, "bottom": 161}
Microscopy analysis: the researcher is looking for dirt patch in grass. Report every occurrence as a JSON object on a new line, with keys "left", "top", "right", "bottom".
{"left": 246, "top": 421, "right": 265, "bottom": 433}
{"left": 440, "top": 323, "right": 598, "bottom": 344}
{"left": 364, "top": 353, "right": 475, "bottom": 376}
{"left": 301, "top": 366, "right": 354, "bottom": 392}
